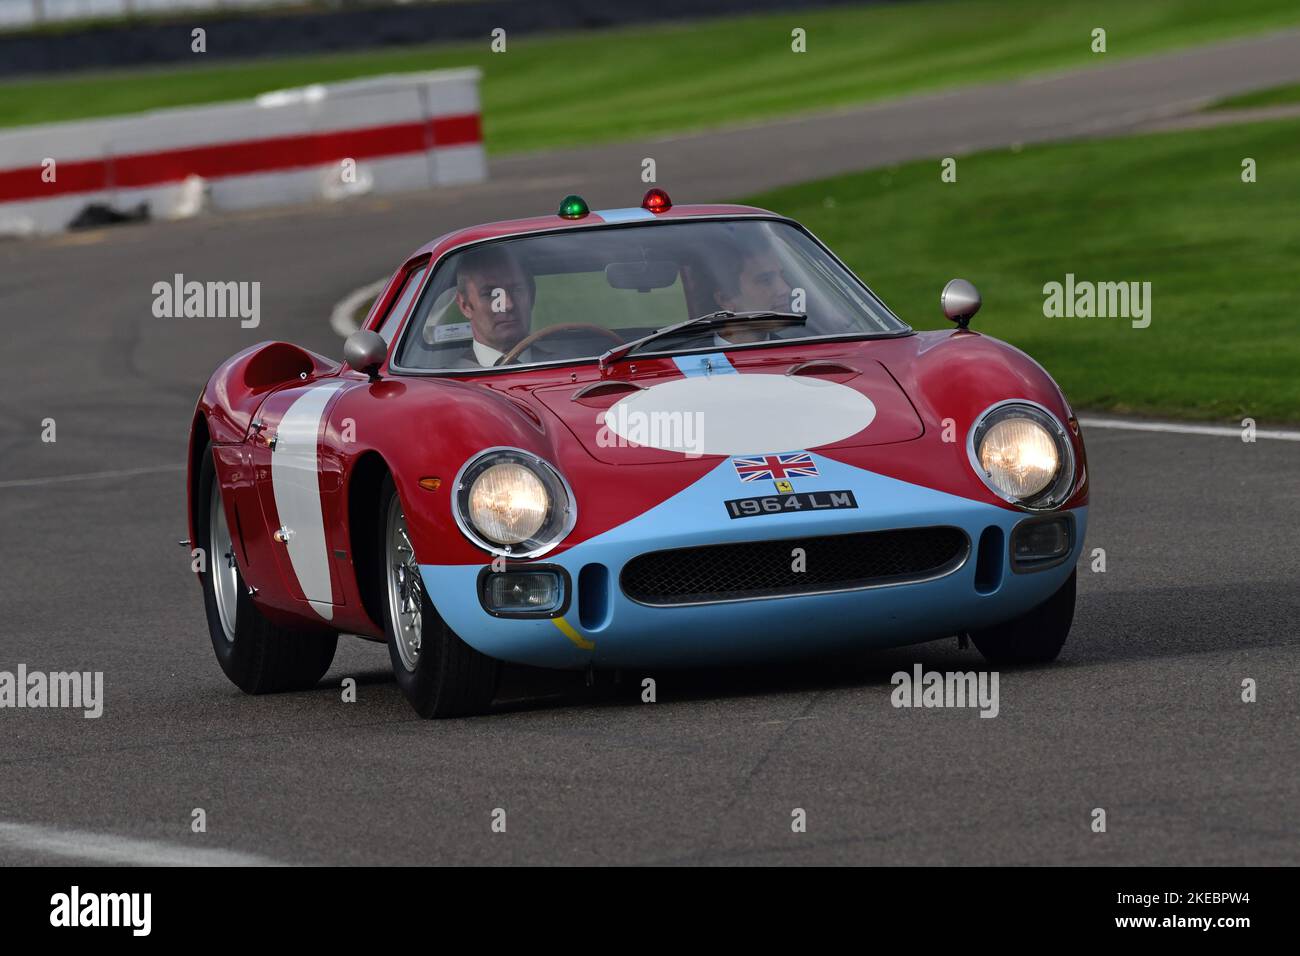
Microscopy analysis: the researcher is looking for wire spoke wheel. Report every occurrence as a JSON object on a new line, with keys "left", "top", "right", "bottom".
{"left": 209, "top": 482, "right": 239, "bottom": 643}
{"left": 385, "top": 495, "right": 423, "bottom": 672}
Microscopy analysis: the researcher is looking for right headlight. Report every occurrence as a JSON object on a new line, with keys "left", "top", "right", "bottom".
{"left": 453, "top": 448, "right": 575, "bottom": 558}
{"left": 968, "top": 401, "right": 1075, "bottom": 510}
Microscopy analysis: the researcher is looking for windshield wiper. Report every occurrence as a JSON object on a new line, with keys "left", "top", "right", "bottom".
{"left": 597, "top": 310, "right": 807, "bottom": 371}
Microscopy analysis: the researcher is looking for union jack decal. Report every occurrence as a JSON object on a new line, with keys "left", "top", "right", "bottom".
{"left": 732, "top": 453, "right": 819, "bottom": 482}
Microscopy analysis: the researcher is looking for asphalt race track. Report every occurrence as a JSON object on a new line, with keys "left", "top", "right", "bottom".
{"left": 1, "top": 33, "right": 1298, "bottom": 865}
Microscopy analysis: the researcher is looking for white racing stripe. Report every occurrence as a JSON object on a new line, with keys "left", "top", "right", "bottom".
{"left": 0, "top": 464, "right": 185, "bottom": 490}
{"left": 1078, "top": 416, "right": 1300, "bottom": 442}
{"left": 272, "top": 381, "right": 349, "bottom": 620}
{"left": 0, "top": 821, "right": 283, "bottom": 866}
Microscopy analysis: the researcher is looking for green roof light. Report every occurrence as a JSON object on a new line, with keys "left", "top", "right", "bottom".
{"left": 558, "top": 195, "right": 589, "bottom": 219}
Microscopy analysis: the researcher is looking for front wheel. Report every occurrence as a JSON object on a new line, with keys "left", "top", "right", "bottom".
{"left": 970, "top": 569, "right": 1076, "bottom": 666}
{"left": 378, "top": 476, "right": 500, "bottom": 718}
{"left": 197, "top": 442, "right": 337, "bottom": 693}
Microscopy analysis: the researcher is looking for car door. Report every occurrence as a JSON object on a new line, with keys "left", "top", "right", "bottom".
{"left": 250, "top": 378, "right": 353, "bottom": 622}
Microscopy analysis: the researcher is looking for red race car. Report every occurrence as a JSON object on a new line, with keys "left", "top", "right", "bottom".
{"left": 187, "top": 190, "right": 1088, "bottom": 717}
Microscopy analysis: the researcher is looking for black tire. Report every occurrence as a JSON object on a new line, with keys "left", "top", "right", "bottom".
{"left": 970, "top": 568, "right": 1076, "bottom": 666}
{"left": 197, "top": 442, "right": 337, "bottom": 694}
{"left": 377, "top": 475, "right": 500, "bottom": 718}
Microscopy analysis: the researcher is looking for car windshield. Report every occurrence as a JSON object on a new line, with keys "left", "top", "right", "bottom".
{"left": 392, "top": 218, "right": 907, "bottom": 372}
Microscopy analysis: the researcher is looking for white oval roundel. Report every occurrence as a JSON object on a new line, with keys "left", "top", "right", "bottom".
{"left": 604, "top": 373, "right": 875, "bottom": 456}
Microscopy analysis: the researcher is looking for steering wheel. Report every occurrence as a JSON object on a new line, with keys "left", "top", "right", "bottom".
{"left": 495, "top": 323, "right": 624, "bottom": 366}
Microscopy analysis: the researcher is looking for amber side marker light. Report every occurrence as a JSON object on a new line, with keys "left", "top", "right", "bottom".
{"left": 419, "top": 477, "right": 442, "bottom": 491}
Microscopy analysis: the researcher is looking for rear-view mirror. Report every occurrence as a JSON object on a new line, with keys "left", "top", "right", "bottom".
{"left": 605, "top": 260, "right": 679, "bottom": 291}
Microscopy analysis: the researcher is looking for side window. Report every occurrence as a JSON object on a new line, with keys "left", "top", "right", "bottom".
{"left": 376, "top": 262, "right": 429, "bottom": 345}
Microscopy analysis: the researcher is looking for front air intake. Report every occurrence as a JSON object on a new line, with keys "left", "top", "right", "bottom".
{"left": 620, "top": 527, "right": 969, "bottom": 607}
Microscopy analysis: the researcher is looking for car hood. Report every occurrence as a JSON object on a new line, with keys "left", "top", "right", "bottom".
{"left": 529, "top": 344, "right": 924, "bottom": 464}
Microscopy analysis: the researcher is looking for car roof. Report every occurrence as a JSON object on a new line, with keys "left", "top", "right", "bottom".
{"left": 409, "top": 202, "right": 783, "bottom": 263}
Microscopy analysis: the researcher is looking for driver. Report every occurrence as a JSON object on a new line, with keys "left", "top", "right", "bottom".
{"left": 452, "top": 245, "right": 539, "bottom": 367}
{"left": 707, "top": 238, "right": 795, "bottom": 346}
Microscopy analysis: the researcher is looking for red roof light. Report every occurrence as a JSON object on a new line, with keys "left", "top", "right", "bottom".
{"left": 641, "top": 188, "right": 672, "bottom": 214}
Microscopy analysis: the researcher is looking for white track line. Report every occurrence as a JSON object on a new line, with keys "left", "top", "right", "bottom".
{"left": 0, "top": 821, "right": 283, "bottom": 867}
{"left": 1078, "top": 416, "right": 1300, "bottom": 442}
{"left": 329, "top": 277, "right": 387, "bottom": 337}
{"left": 0, "top": 464, "right": 185, "bottom": 490}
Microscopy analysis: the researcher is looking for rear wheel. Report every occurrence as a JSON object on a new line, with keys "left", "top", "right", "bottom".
{"left": 379, "top": 476, "right": 500, "bottom": 718}
{"left": 197, "top": 442, "right": 337, "bottom": 693}
{"left": 970, "top": 569, "right": 1076, "bottom": 665}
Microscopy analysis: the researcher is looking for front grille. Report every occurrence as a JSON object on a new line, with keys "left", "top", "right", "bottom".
{"left": 620, "top": 527, "right": 969, "bottom": 606}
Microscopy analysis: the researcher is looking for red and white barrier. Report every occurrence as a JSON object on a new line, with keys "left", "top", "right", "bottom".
{"left": 0, "top": 68, "right": 485, "bottom": 236}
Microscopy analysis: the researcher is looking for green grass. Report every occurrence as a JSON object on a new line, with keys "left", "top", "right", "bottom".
{"left": 738, "top": 118, "right": 1300, "bottom": 423}
{"left": 3, "top": 0, "right": 1300, "bottom": 154}
{"left": 1210, "top": 81, "right": 1300, "bottom": 111}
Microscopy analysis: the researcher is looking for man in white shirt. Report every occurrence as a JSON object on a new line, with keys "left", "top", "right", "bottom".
{"left": 709, "top": 243, "right": 795, "bottom": 347}
{"left": 453, "top": 245, "right": 538, "bottom": 367}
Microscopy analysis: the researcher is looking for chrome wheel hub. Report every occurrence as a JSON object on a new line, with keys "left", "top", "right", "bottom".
{"left": 209, "top": 483, "right": 239, "bottom": 642}
{"left": 385, "top": 495, "right": 423, "bottom": 671}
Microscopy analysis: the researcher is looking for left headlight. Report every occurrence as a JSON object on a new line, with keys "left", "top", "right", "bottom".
{"left": 968, "top": 402, "right": 1075, "bottom": 510}
{"left": 453, "top": 448, "right": 576, "bottom": 557}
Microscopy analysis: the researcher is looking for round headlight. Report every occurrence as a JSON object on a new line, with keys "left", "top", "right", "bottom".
{"left": 969, "top": 402, "right": 1075, "bottom": 509}
{"left": 468, "top": 463, "right": 548, "bottom": 545}
{"left": 979, "top": 417, "right": 1058, "bottom": 499}
{"left": 454, "top": 449, "right": 575, "bottom": 557}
